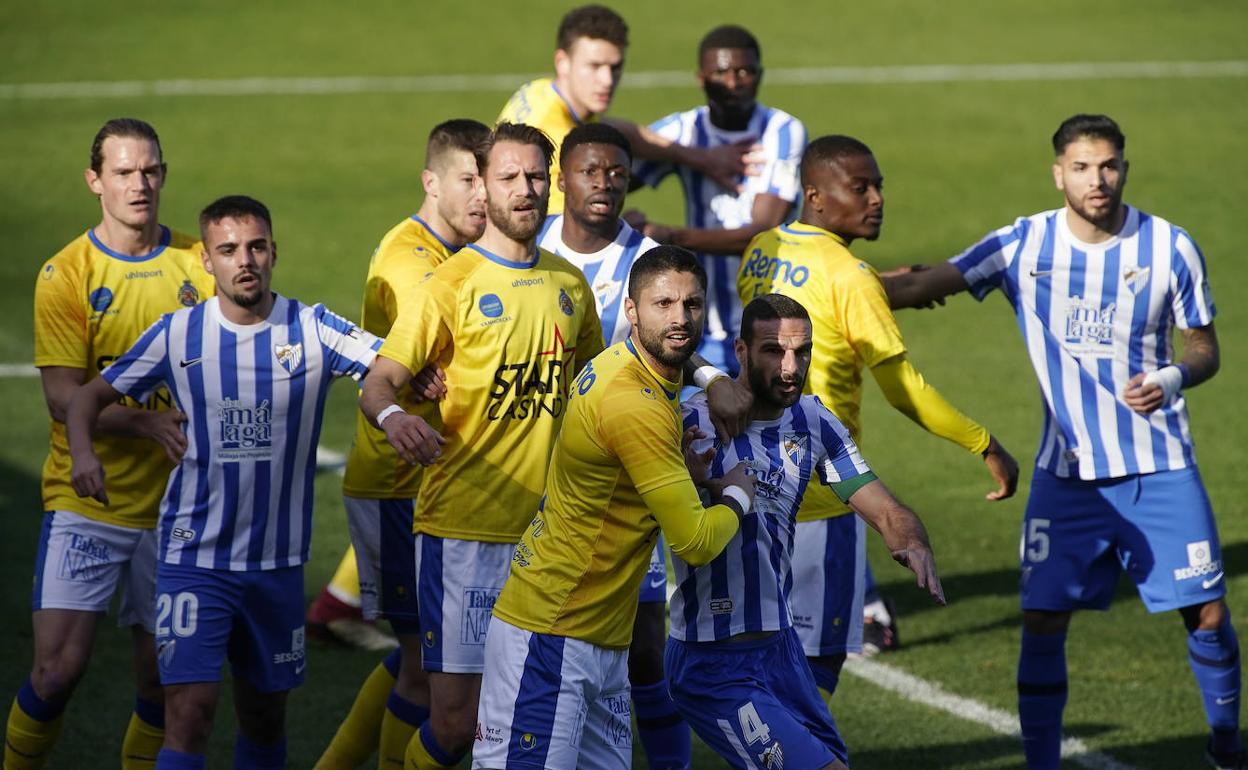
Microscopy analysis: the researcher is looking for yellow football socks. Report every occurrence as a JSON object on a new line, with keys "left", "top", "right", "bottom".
{"left": 120, "top": 699, "right": 164, "bottom": 770}
{"left": 328, "top": 547, "right": 363, "bottom": 606}
{"left": 314, "top": 654, "right": 399, "bottom": 769}
{"left": 5, "top": 682, "right": 66, "bottom": 770}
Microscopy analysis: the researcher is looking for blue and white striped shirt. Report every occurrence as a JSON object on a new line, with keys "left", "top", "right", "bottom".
{"left": 951, "top": 206, "right": 1216, "bottom": 480}
{"left": 537, "top": 216, "right": 657, "bottom": 345}
{"left": 633, "top": 104, "right": 806, "bottom": 373}
{"left": 103, "top": 295, "right": 382, "bottom": 570}
{"left": 670, "top": 392, "right": 872, "bottom": 642}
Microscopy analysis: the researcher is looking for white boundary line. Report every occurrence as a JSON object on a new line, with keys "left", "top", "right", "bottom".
{"left": 844, "top": 657, "right": 1144, "bottom": 770}
{"left": 0, "top": 364, "right": 38, "bottom": 378}
{"left": 1, "top": 60, "right": 1245, "bottom": 100}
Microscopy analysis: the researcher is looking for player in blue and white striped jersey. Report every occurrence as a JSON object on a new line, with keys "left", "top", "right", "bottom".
{"left": 630, "top": 24, "right": 806, "bottom": 375}
{"left": 67, "top": 196, "right": 381, "bottom": 770}
{"left": 887, "top": 114, "right": 1241, "bottom": 770}
{"left": 667, "top": 293, "right": 945, "bottom": 770}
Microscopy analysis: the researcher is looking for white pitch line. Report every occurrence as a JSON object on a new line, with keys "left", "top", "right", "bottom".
{"left": 1, "top": 60, "right": 1245, "bottom": 100}
{"left": 843, "top": 657, "right": 1143, "bottom": 770}
{"left": 0, "top": 363, "right": 38, "bottom": 378}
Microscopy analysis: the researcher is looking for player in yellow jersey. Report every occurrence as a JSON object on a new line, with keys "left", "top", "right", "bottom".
{"left": 358, "top": 122, "right": 604, "bottom": 769}
{"left": 311, "top": 119, "right": 491, "bottom": 770}
{"left": 738, "top": 134, "right": 1019, "bottom": 704}
{"left": 474, "top": 246, "right": 753, "bottom": 770}
{"left": 499, "top": 4, "right": 757, "bottom": 214}
{"left": 6, "top": 119, "right": 213, "bottom": 770}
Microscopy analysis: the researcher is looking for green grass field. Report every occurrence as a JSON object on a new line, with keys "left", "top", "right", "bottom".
{"left": 2, "top": 1, "right": 1246, "bottom": 767}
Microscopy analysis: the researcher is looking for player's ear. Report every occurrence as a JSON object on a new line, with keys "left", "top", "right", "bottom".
{"left": 1121, "top": 158, "right": 1130, "bottom": 186}
{"left": 200, "top": 247, "right": 215, "bottom": 275}
{"left": 421, "top": 168, "right": 438, "bottom": 198}
{"left": 554, "top": 48, "right": 570, "bottom": 79}
{"left": 84, "top": 167, "right": 102, "bottom": 195}
{"left": 804, "top": 184, "right": 820, "bottom": 211}
{"left": 557, "top": 170, "right": 566, "bottom": 194}
{"left": 1051, "top": 161, "right": 1064, "bottom": 192}
{"left": 734, "top": 337, "right": 748, "bottom": 372}
{"left": 624, "top": 295, "right": 637, "bottom": 326}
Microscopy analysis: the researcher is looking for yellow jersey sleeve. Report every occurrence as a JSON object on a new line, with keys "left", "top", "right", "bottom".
{"left": 834, "top": 260, "right": 907, "bottom": 369}
{"left": 641, "top": 482, "right": 738, "bottom": 567}
{"left": 870, "top": 356, "right": 991, "bottom": 455}
{"left": 377, "top": 271, "right": 456, "bottom": 376}
{"left": 343, "top": 217, "right": 454, "bottom": 499}
{"left": 35, "top": 228, "right": 213, "bottom": 528}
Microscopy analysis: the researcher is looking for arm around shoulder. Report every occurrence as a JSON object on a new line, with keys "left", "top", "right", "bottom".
{"left": 883, "top": 262, "right": 969, "bottom": 311}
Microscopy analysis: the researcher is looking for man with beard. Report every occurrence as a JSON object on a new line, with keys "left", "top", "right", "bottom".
{"left": 66, "top": 195, "right": 384, "bottom": 770}
{"left": 311, "top": 118, "right": 490, "bottom": 770}
{"left": 9, "top": 118, "right": 213, "bottom": 770}
{"left": 670, "top": 293, "right": 945, "bottom": 770}
{"left": 629, "top": 24, "right": 806, "bottom": 376}
{"left": 885, "top": 114, "right": 1240, "bottom": 770}
{"left": 358, "top": 122, "right": 604, "bottom": 770}
{"left": 739, "top": 134, "right": 1017, "bottom": 711}
{"left": 474, "top": 245, "right": 752, "bottom": 770}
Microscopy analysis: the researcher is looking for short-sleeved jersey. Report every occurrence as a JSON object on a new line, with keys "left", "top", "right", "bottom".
{"left": 34, "top": 226, "right": 213, "bottom": 528}
{"left": 343, "top": 215, "right": 456, "bottom": 499}
{"left": 537, "top": 215, "right": 657, "bottom": 346}
{"left": 104, "top": 295, "right": 381, "bottom": 570}
{"left": 634, "top": 104, "right": 806, "bottom": 372}
{"left": 493, "top": 340, "right": 701, "bottom": 649}
{"left": 671, "top": 392, "right": 874, "bottom": 642}
{"left": 951, "top": 206, "right": 1215, "bottom": 480}
{"left": 739, "top": 221, "right": 905, "bottom": 520}
{"left": 498, "top": 78, "right": 598, "bottom": 214}
{"left": 379, "top": 244, "right": 603, "bottom": 543}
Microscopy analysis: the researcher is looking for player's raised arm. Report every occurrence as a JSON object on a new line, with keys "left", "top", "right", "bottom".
{"left": 360, "top": 356, "right": 445, "bottom": 467}
{"left": 642, "top": 191, "right": 793, "bottom": 257}
{"left": 881, "top": 261, "right": 970, "bottom": 310}
{"left": 607, "top": 118, "right": 762, "bottom": 191}
{"left": 846, "top": 480, "right": 945, "bottom": 605}
{"left": 66, "top": 375, "right": 127, "bottom": 505}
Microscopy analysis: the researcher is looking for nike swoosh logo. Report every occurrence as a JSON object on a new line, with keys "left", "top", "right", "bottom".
{"left": 295, "top": 661, "right": 306, "bottom": 675}
{"left": 649, "top": 577, "right": 665, "bottom": 589}
{"left": 1029, "top": 269, "right": 1054, "bottom": 278}
{"left": 1203, "top": 572, "right": 1224, "bottom": 590}
{"left": 179, "top": 358, "right": 202, "bottom": 368}
{"left": 1217, "top": 696, "right": 1237, "bottom": 705}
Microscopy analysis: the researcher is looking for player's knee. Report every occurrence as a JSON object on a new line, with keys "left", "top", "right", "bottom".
{"left": 628, "top": 644, "right": 664, "bottom": 685}
{"left": 1181, "top": 598, "right": 1227, "bottom": 631}
{"left": 1021, "top": 610, "right": 1071, "bottom": 636}
{"left": 429, "top": 707, "right": 476, "bottom": 752}
{"left": 30, "top": 652, "right": 90, "bottom": 701}
{"left": 164, "top": 693, "right": 216, "bottom": 751}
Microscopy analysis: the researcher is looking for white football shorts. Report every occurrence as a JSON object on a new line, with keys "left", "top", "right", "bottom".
{"left": 788, "top": 515, "right": 866, "bottom": 656}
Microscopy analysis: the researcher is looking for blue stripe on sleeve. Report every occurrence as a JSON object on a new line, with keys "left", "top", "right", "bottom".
{"left": 103, "top": 316, "right": 170, "bottom": 401}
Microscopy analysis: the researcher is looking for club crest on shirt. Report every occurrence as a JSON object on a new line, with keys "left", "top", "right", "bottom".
{"left": 1122, "top": 266, "right": 1150, "bottom": 295}
{"left": 558, "top": 288, "right": 574, "bottom": 316}
{"left": 274, "top": 342, "right": 303, "bottom": 374}
{"left": 593, "top": 278, "right": 622, "bottom": 309}
{"left": 178, "top": 279, "right": 200, "bottom": 307}
{"left": 782, "top": 433, "right": 808, "bottom": 465}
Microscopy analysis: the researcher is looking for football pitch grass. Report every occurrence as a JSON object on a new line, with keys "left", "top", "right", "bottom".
{"left": 2, "top": 1, "right": 1246, "bottom": 767}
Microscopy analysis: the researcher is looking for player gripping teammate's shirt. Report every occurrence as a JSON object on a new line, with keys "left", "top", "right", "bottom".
{"left": 537, "top": 215, "right": 658, "bottom": 346}
{"left": 633, "top": 104, "right": 805, "bottom": 372}
{"left": 498, "top": 78, "right": 598, "bottom": 214}
{"left": 343, "top": 215, "right": 456, "bottom": 499}
{"left": 951, "top": 205, "right": 1214, "bottom": 480}
{"left": 740, "top": 221, "right": 989, "bottom": 521}
{"left": 34, "top": 226, "right": 213, "bottom": 528}
{"left": 671, "top": 391, "right": 874, "bottom": 642}
{"left": 379, "top": 244, "right": 604, "bottom": 543}
{"left": 101, "top": 295, "right": 381, "bottom": 569}
{"left": 492, "top": 339, "right": 740, "bottom": 650}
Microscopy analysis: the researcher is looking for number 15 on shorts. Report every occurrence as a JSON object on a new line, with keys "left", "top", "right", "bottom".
{"left": 1022, "top": 518, "right": 1051, "bottom": 563}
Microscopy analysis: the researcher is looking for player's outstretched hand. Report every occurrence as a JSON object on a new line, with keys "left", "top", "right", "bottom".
{"left": 699, "top": 139, "right": 764, "bottom": 191}
{"left": 70, "top": 451, "right": 109, "bottom": 505}
{"left": 410, "top": 364, "right": 447, "bottom": 403}
{"left": 879, "top": 264, "right": 946, "bottom": 310}
{"left": 622, "top": 209, "right": 648, "bottom": 231}
{"left": 706, "top": 376, "right": 753, "bottom": 443}
{"left": 681, "top": 426, "right": 714, "bottom": 485}
{"left": 890, "top": 543, "right": 945, "bottom": 605}
{"left": 1123, "top": 372, "right": 1166, "bottom": 415}
{"left": 139, "top": 408, "right": 189, "bottom": 464}
{"left": 982, "top": 435, "right": 1019, "bottom": 501}
{"left": 383, "top": 412, "right": 445, "bottom": 466}
{"left": 718, "top": 461, "right": 756, "bottom": 511}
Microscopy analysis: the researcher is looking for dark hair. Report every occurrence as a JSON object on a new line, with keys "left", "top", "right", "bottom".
{"left": 557, "top": 5, "right": 629, "bottom": 51}
{"left": 475, "top": 122, "right": 557, "bottom": 174}
{"left": 90, "top": 118, "right": 162, "bottom": 174}
{"left": 1052, "top": 114, "right": 1125, "bottom": 155}
{"left": 426, "top": 118, "right": 490, "bottom": 171}
{"left": 740, "top": 293, "right": 811, "bottom": 344}
{"left": 800, "top": 134, "right": 873, "bottom": 187}
{"left": 627, "top": 245, "right": 707, "bottom": 301}
{"left": 199, "top": 195, "right": 273, "bottom": 240}
{"left": 560, "top": 122, "right": 633, "bottom": 169}
{"left": 698, "top": 24, "right": 760, "bottom": 62}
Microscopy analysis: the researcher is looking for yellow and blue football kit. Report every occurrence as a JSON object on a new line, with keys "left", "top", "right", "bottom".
{"left": 34, "top": 226, "right": 212, "bottom": 528}
{"left": 492, "top": 339, "right": 741, "bottom": 650}
{"left": 379, "top": 244, "right": 604, "bottom": 543}
{"left": 740, "top": 221, "right": 990, "bottom": 521}
{"left": 498, "top": 77, "right": 597, "bottom": 214}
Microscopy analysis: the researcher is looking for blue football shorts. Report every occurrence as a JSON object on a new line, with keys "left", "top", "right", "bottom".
{"left": 154, "top": 561, "right": 305, "bottom": 692}
{"left": 1020, "top": 466, "right": 1225, "bottom": 613}
{"left": 665, "top": 627, "right": 848, "bottom": 769}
